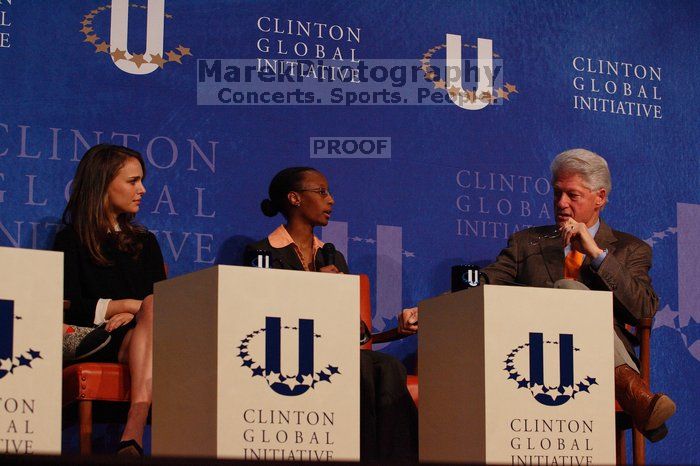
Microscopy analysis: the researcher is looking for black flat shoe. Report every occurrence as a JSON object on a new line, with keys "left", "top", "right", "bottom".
{"left": 117, "top": 439, "right": 144, "bottom": 457}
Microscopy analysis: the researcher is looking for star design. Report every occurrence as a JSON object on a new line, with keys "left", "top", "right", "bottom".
{"left": 251, "top": 366, "right": 264, "bottom": 377}
{"left": 16, "top": 355, "right": 31, "bottom": 367}
{"left": 80, "top": 19, "right": 92, "bottom": 26}
{"left": 562, "top": 385, "right": 575, "bottom": 397}
{"left": 351, "top": 236, "right": 363, "bottom": 242}
{"left": 94, "top": 42, "right": 109, "bottom": 54}
{"left": 283, "top": 377, "right": 298, "bottom": 390}
{"left": 130, "top": 54, "right": 147, "bottom": 68}
{"left": 508, "top": 372, "right": 520, "bottom": 380}
{"left": 80, "top": 26, "right": 94, "bottom": 34}
{"left": 667, "top": 227, "right": 678, "bottom": 234}
{"left": 149, "top": 53, "right": 167, "bottom": 69}
{"left": 504, "top": 365, "right": 515, "bottom": 371}
{"left": 317, "top": 371, "right": 332, "bottom": 383}
{"left": 165, "top": 13, "right": 173, "bottom": 19}
{"left": 505, "top": 83, "right": 519, "bottom": 93}
{"left": 241, "top": 359, "right": 253, "bottom": 368}
{"left": 680, "top": 317, "right": 700, "bottom": 347}
{"left": 652, "top": 231, "right": 666, "bottom": 239}
{"left": 462, "top": 90, "right": 476, "bottom": 102}
{"left": 585, "top": 376, "right": 597, "bottom": 385}
{"left": 530, "top": 384, "right": 546, "bottom": 396}
{"left": 496, "top": 88, "right": 510, "bottom": 101}
{"left": 653, "top": 304, "right": 678, "bottom": 330}
{"left": 301, "top": 374, "right": 315, "bottom": 386}
{"left": 166, "top": 50, "right": 182, "bottom": 64}
{"left": 111, "top": 48, "right": 127, "bottom": 61}
{"left": 420, "top": 58, "right": 429, "bottom": 65}
{"left": 365, "top": 238, "right": 376, "bottom": 244}
{"left": 27, "top": 349, "right": 41, "bottom": 359}
{"left": 176, "top": 45, "right": 192, "bottom": 56}
{"left": 0, "top": 358, "right": 14, "bottom": 372}
{"left": 84, "top": 35, "right": 98, "bottom": 44}
{"left": 517, "top": 379, "right": 529, "bottom": 388}
{"left": 237, "top": 343, "right": 247, "bottom": 350}
{"left": 433, "top": 80, "right": 446, "bottom": 90}
{"left": 447, "top": 86, "right": 461, "bottom": 97}
{"left": 576, "top": 382, "right": 590, "bottom": 393}
{"left": 327, "top": 365, "right": 340, "bottom": 375}
{"left": 238, "top": 351, "right": 248, "bottom": 358}
{"left": 403, "top": 251, "right": 415, "bottom": 258}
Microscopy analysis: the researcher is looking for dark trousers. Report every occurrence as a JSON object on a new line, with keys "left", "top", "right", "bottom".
{"left": 360, "top": 350, "right": 418, "bottom": 462}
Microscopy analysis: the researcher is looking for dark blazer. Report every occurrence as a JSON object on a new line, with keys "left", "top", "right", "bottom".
{"left": 244, "top": 238, "right": 349, "bottom": 274}
{"left": 53, "top": 225, "right": 166, "bottom": 327}
{"left": 480, "top": 220, "right": 658, "bottom": 356}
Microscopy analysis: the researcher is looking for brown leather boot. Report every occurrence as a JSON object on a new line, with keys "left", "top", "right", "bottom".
{"left": 615, "top": 364, "right": 676, "bottom": 434}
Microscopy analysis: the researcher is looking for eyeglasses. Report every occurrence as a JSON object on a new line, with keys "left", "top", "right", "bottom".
{"left": 527, "top": 228, "right": 561, "bottom": 245}
{"left": 298, "top": 187, "right": 331, "bottom": 197}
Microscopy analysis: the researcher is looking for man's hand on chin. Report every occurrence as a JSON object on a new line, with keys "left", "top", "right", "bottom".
{"left": 560, "top": 218, "right": 604, "bottom": 259}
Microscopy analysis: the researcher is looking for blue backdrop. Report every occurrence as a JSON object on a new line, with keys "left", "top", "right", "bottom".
{"left": 0, "top": 0, "right": 698, "bottom": 462}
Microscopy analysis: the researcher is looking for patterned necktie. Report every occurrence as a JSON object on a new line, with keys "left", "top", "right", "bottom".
{"left": 564, "top": 249, "right": 584, "bottom": 279}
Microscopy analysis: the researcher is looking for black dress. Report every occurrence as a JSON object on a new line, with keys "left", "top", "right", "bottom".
{"left": 245, "top": 238, "right": 418, "bottom": 462}
{"left": 54, "top": 225, "right": 166, "bottom": 361}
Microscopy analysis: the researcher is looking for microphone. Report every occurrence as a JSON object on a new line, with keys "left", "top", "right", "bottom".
{"left": 321, "top": 243, "right": 336, "bottom": 267}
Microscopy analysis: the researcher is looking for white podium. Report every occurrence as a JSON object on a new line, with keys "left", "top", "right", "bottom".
{"left": 419, "top": 284, "right": 615, "bottom": 464}
{"left": 0, "top": 247, "right": 63, "bottom": 455}
{"left": 152, "top": 265, "right": 360, "bottom": 461}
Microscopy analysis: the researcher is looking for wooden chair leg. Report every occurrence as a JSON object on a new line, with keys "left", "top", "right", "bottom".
{"left": 78, "top": 400, "right": 93, "bottom": 455}
{"left": 616, "top": 429, "right": 627, "bottom": 465}
{"left": 632, "top": 427, "right": 645, "bottom": 465}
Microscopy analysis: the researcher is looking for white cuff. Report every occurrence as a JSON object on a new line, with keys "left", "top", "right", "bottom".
{"left": 94, "top": 298, "right": 111, "bottom": 326}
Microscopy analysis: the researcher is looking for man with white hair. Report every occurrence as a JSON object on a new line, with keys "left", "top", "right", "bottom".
{"left": 480, "top": 148, "right": 676, "bottom": 441}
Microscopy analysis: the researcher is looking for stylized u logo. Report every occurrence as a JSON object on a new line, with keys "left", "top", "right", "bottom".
{"left": 445, "top": 34, "right": 493, "bottom": 110}
{"left": 110, "top": 0, "right": 165, "bottom": 75}
{"left": 529, "top": 332, "right": 574, "bottom": 406}
{"left": 265, "top": 317, "right": 314, "bottom": 396}
{"left": 464, "top": 269, "right": 479, "bottom": 287}
{"left": 0, "top": 299, "right": 14, "bottom": 362}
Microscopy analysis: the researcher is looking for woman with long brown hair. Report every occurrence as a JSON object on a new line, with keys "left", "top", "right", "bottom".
{"left": 54, "top": 144, "right": 165, "bottom": 456}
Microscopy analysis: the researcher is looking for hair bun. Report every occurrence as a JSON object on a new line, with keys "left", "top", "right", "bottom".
{"left": 260, "top": 198, "right": 279, "bottom": 217}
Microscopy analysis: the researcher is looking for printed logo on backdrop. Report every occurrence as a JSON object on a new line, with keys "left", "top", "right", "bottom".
{"left": 0, "top": 0, "right": 11, "bottom": 49}
{"left": 419, "top": 34, "right": 518, "bottom": 110}
{"left": 321, "top": 222, "right": 414, "bottom": 337}
{"left": 0, "top": 299, "right": 42, "bottom": 380}
{"left": 645, "top": 203, "right": 700, "bottom": 363}
{"left": 237, "top": 317, "right": 341, "bottom": 397}
{"left": 0, "top": 121, "right": 219, "bottom": 270}
{"left": 455, "top": 168, "right": 553, "bottom": 241}
{"left": 80, "top": 0, "right": 193, "bottom": 75}
{"left": 504, "top": 332, "right": 598, "bottom": 407}
{"left": 505, "top": 332, "right": 598, "bottom": 465}
{"left": 0, "top": 299, "right": 42, "bottom": 454}
{"left": 571, "top": 56, "right": 661, "bottom": 119}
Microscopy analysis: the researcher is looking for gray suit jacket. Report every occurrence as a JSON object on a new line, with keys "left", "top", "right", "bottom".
{"left": 480, "top": 220, "right": 658, "bottom": 357}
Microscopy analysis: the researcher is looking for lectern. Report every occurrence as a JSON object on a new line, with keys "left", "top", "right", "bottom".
{"left": 419, "top": 284, "right": 615, "bottom": 464}
{"left": 0, "top": 247, "right": 62, "bottom": 455}
{"left": 152, "top": 265, "right": 360, "bottom": 461}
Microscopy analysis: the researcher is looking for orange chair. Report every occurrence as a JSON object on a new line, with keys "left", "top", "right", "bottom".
{"left": 62, "top": 298, "right": 131, "bottom": 455}
{"left": 358, "top": 274, "right": 418, "bottom": 407}
{"left": 615, "top": 317, "right": 652, "bottom": 465}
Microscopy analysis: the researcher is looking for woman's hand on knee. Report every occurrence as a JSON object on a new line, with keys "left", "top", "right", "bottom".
{"left": 106, "top": 312, "right": 135, "bottom": 332}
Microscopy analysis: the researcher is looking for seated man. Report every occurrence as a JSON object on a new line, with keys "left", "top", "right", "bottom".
{"left": 480, "top": 148, "right": 675, "bottom": 441}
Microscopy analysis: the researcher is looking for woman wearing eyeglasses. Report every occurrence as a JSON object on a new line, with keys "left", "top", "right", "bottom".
{"left": 245, "top": 167, "right": 417, "bottom": 461}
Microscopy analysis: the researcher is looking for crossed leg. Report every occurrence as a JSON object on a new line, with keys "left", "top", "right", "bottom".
{"left": 117, "top": 294, "right": 154, "bottom": 447}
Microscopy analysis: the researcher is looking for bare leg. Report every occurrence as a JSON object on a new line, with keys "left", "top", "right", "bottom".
{"left": 117, "top": 295, "right": 154, "bottom": 447}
